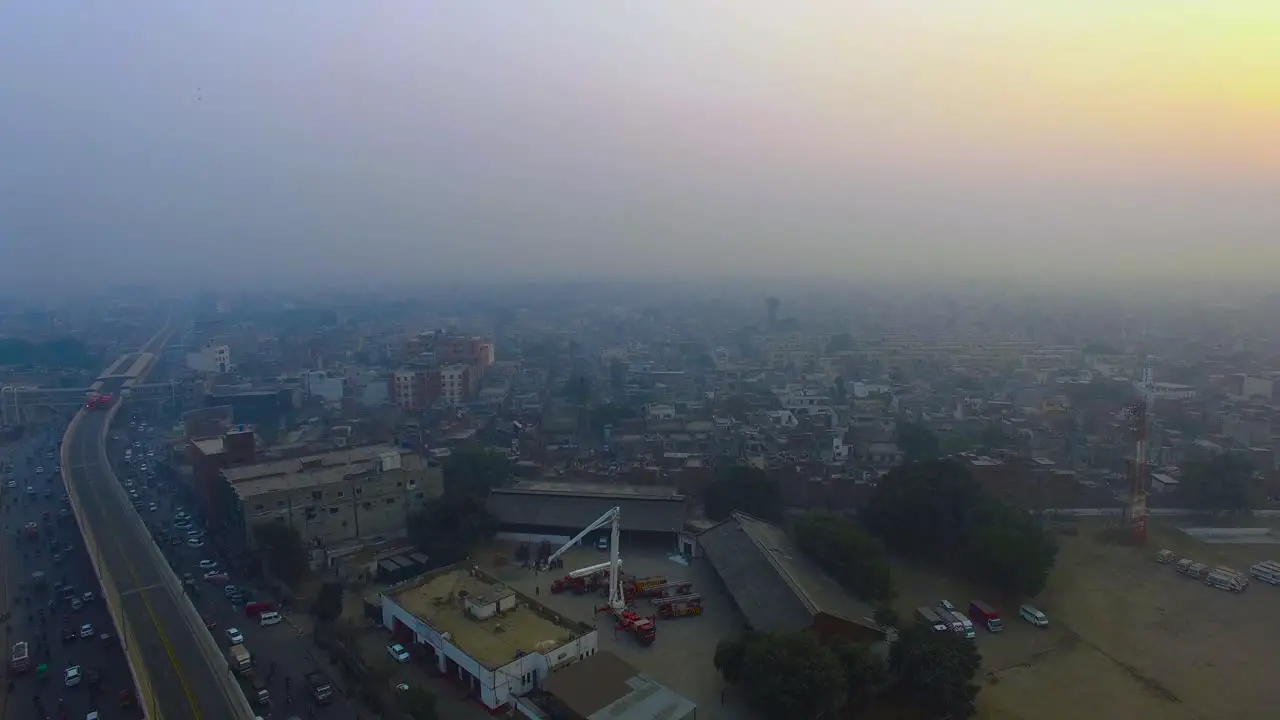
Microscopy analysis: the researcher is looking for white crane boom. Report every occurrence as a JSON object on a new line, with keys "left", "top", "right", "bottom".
{"left": 543, "top": 506, "right": 620, "bottom": 569}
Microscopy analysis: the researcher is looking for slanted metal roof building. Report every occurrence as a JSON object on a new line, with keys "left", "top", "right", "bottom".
{"left": 536, "top": 650, "right": 696, "bottom": 720}
{"left": 487, "top": 481, "right": 687, "bottom": 535}
{"left": 698, "top": 511, "right": 885, "bottom": 642}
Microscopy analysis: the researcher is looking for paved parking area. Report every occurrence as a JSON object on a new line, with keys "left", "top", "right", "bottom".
{"left": 479, "top": 542, "right": 756, "bottom": 719}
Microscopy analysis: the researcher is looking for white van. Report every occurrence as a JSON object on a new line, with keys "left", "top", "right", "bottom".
{"left": 1019, "top": 604, "right": 1049, "bottom": 628}
{"left": 259, "top": 611, "right": 282, "bottom": 627}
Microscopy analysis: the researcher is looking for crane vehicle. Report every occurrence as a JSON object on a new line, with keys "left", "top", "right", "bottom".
{"left": 541, "top": 506, "right": 656, "bottom": 645}
{"left": 549, "top": 560, "right": 625, "bottom": 594}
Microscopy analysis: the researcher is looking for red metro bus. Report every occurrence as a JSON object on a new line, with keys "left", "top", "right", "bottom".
{"left": 84, "top": 392, "right": 113, "bottom": 410}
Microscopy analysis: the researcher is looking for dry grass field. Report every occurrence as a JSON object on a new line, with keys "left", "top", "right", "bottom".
{"left": 895, "top": 517, "right": 1280, "bottom": 720}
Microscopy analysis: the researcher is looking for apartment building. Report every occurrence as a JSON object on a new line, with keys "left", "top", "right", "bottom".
{"left": 224, "top": 445, "right": 443, "bottom": 550}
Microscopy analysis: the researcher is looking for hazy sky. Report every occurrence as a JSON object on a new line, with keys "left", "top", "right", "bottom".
{"left": 2, "top": 2, "right": 1278, "bottom": 294}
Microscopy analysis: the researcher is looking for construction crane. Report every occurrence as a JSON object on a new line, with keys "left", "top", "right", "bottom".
{"left": 539, "top": 506, "right": 656, "bottom": 644}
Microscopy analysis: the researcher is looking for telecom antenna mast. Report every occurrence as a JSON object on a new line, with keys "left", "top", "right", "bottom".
{"left": 1125, "top": 365, "right": 1156, "bottom": 545}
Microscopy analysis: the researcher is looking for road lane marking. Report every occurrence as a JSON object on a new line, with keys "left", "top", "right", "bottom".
{"left": 71, "top": 370, "right": 207, "bottom": 720}
{"left": 119, "top": 583, "right": 166, "bottom": 597}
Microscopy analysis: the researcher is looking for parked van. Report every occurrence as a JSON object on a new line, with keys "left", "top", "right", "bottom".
{"left": 243, "top": 601, "right": 274, "bottom": 617}
{"left": 1205, "top": 568, "right": 1248, "bottom": 593}
{"left": 258, "top": 611, "right": 282, "bottom": 627}
{"left": 1248, "top": 561, "right": 1280, "bottom": 585}
{"left": 1155, "top": 550, "right": 1177, "bottom": 564}
{"left": 1019, "top": 604, "right": 1049, "bottom": 628}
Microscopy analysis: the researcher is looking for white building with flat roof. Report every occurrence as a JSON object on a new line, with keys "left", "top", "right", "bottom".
{"left": 381, "top": 564, "right": 600, "bottom": 712}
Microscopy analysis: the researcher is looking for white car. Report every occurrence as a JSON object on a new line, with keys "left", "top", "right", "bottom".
{"left": 188, "top": 539, "right": 204, "bottom": 548}
{"left": 80, "top": 623, "right": 95, "bottom": 638}
{"left": 199, "top": 560, "right": 218, "bottom": 570}
{"left": 225, "top": 628, "right": 244, "bottom": 646}
{"left": 83, "top": 591, "right": 95, "bottom": 602}
{"left": 203, "top": 569, "right": 224, "bottom": 580}
{"left": 87, "top": 712, "right": 99, "bottom": 720}
{"left": 5, "top": 480, "right": 14, "bottom": 488}
{"left": 387, "top": 643, "right": 410, "bottom": 663}
{"left": 65, "top": 665, "right": 82, "bottom": 686}
{"left": 36, "top": 466, "right": 44, "bottom": 474}
{"left": 939, "top": 599, "right": 957, "bottom": 612}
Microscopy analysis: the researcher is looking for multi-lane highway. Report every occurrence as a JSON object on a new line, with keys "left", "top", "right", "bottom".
{"left": 63, "top": 328, "right": 250, "bottom": 719}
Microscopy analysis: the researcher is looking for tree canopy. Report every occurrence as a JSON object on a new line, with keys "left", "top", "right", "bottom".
{"left": 0, "top": 337, "right": 99, "bottom": 369}
{"left": 702, "top": 466, "right": 783, "bottom": 522}
{"left": 442, "top": 447, "right": 511, "bottom": 500}
{"left": 1179, "top": 453, "right": 1254, "bottom": 513}
{"left": 407, "top": 494, "right": 497, "bottom": 567}
{"left": 863, "top": 460, "right": 1057, "bottom": 597}
{"left": 896, "top": 422, "right": 941, "bottom": 464}
{"left": 890, "top": 621, "right": 982, "bottom": 719}
{"left": 253, "top": 522, "right": 309, "bottom": 586}
{"left": 715, "top": 632, "right": 846, "bottom": 719}
{"left": 310, "top": 581, "right": 344, "bottom": 623}
{"left": 793, "top": 511, "right": 894, "bottom": 603}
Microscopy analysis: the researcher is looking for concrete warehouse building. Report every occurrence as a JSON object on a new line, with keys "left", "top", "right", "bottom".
{"left": 698, "top": 511, "right": 887, "bottom": 644}
{"left": 223, "top": 444, "right": 443, "bottom": 551}
{"left": 380, "top": 563, "right": 600, "bottom": 711}
{"left": 487, "top": 480, "right": 688, "bottom": 549}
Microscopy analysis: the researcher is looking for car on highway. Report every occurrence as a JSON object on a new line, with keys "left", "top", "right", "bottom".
{"left": 188, "top": 538, "right": 204, "bottom": 548}
{"left": 203, "top": 569, "right": 225, "bottom": 580}
{"left": 175, "top": 520, "right": 192, "bottom": 530}
{"left": 387, "top": 643, "right": 411, "bottom": 662}
{"left": 82, "top": 591, "right": 95, "bottom": 602}
{"left": 80, "top": 623, "right": 95, "bottom": 638}
{"left": 5, "top": 479, "right": 15, "bottom": 488}
{"left": 62, "top": 627, "right": 75, "bottom": 643}
{"left": 199, "top": 559, "right": 218, "bottom": 570}
{"left": 226, "top": 628, "right": 244, "bottom": 646}
{"left": 65, "top": 664, "right": 82, "bottom": 686}
{"left": 36, "top": 466, "right": 43, "bottom": 474}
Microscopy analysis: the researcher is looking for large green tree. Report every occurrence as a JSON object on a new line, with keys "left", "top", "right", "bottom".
{"left": 442, "top": 447, "right": 511, "bottom": 500}
{"left": 715, "top": 632, "right": 846, "bottom": 719}
{"left": 253, "top": 522, "right": 309, "bottom": 586}
{"left": 702, "top": 466, "right": 783, "bottom": 522}
{"left": 407, "top": 495, "right": 498, "bottom": 567}
{"left": 897, "top": 422, "right": 941, "bottom": 464}
{"left": 830, "top": 639, "right": 890, "bottom": 711}
{"left": 1179, "top": 454, "right": 1254, "bottom": 513}
{"left": 863, "top": 460, "right": 1057, "bottom": 597}
{"left": 890, "top": 622, "right": 981, "bottom": 720}
{"left": 793, "top": 512, "right": 894, "bottom": 603}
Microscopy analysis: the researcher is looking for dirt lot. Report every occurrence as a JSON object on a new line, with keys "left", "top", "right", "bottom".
{"left": 479, "top": 540, "right": 756, "bottom": 719}
{"left": 893, "top": 518, "right": 1280, "bottom": 720}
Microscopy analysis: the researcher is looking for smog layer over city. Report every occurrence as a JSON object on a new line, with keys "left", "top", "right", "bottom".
{"left": 1, "top": 3, "right": 1278, "bottom": 720}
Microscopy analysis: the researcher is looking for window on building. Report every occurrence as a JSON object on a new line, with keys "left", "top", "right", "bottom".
{"left": 407, "top": 479, "right": 417, "bottom": 489}
{"left": 355, "top": 487, "right": 363, "bottom": 495}
{"left": 329, "top": 507, "right": 339, "bottom": 515}
{"left": 336, "top": 490, "right": 345, "bottom": 498}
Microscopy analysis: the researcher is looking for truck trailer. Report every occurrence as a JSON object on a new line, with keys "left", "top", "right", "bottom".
{"left": 915, "top": 607, "right": 949, "bottom": 632}
{"left": 968, "top": 600, "right": 1003, "bottom": 632}
{"left": 227, "top": 644, "right": 252, "bottom": 675}
{"left": 306, "top": 670, "right": 334, "bottom": 704}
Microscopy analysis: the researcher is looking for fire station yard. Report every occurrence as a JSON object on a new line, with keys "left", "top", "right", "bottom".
{"left": 391, "top": 568, "right": 584, "bottom": 668}
{"left": 481, "top": 542, "right": 751, "bottom": 719}
{"left": 894, "top": 519, "right": 1280, "bottom": 720}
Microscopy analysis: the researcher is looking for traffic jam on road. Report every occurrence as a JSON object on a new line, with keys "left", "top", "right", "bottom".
{"left": 4, "top": 416, "right": 139, "bottom": 720}
{"left": 109, "top": 412, "right": 352, "bottom": 720}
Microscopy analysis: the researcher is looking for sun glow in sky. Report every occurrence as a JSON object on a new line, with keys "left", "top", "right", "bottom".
{"left": 1, "top": 1, "right": 1278, "bottom": 290}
